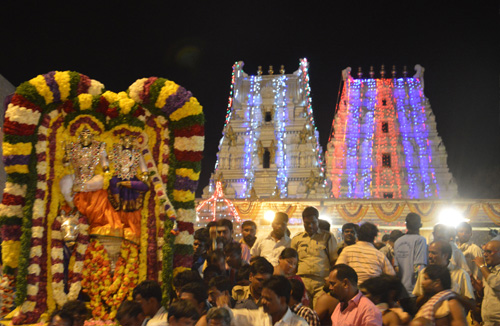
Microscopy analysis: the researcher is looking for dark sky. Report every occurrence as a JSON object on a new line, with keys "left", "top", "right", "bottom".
{"left": 1, "top": 2, "right": 499, "bottom": 198}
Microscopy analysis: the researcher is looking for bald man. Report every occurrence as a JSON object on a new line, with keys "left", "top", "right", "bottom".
{"left": 473, "top": 240, "right": 500, "bottom": 325}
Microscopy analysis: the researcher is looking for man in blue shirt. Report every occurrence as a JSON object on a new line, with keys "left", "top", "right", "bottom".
{"left": 394, "top": 213, "right": 427, "bottom": 295}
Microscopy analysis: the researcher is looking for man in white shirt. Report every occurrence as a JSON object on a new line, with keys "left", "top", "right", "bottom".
{"left": 456, "top": 221, "right": 483, "bottom": 280}
{"left": 433, "top": 224, "right": 471, "bottom": 274}
{"left": 132, "top": 280, "right": 168, "bottom": 326}
{"left": 336, "top": 222, "right": 395, "bottom": 285}
{"left": 413, "top": 241, "right": 475, "bottom": 311}
{"left": 251, "top": 212, "right": 290, "bottom": 266}
{"left": 229, "top": 275, "right": 308, "bottom": 326}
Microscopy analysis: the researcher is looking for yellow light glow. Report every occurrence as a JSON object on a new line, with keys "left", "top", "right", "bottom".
{"left": 264, "top": 210, "right": 275, "bottom": 223}
{"left": 437, "top": 207, "right": 470, "bottom": 228}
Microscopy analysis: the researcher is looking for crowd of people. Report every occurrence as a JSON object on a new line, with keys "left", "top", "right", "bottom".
{"left": 51, "top": 207, "right": 500, "bottom": 326}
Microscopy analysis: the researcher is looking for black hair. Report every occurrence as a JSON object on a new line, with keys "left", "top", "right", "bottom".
{"left": 263, "top": 275, "right": 291, "bottom": 303}
{"left": 216, "top": 219, "right": 233, "bottom": 232}
{"left": 274, "top": 212, "right": 289, "bottom": 224}
{"left": 223, "top": 241, "right": 242, "bottom": 257}
{"left": 207, "top": 249, "right": 225, "bottom": 266}
{"left": 302, "top": 206, "right": 319, "bottom": 219}
{"left": 358, "top": 222, "right": 378, "bottom": 243}
{"left": 236, "top": 264, "right": 251, "bottom": 284}
{"left": 208, "top": 275, "right": 232, "bottom": 293}
{"left": 405, "top": 213, "right": 422, "bottom": 230}
{"left": 318, "top": 219, "right": 331, "bottom": 232}
{"left": 250, "top": 256, "right": 274, "bottom": 275}
{"left": 360, "top": 276, "right": 391, "bottom": 304}
{"left": 173, "top": 269, "right": 203, "bottom": 290}
{"left": 424, "top": 264, "right": 452, "bottom": 290}
{"left": 289, "top": 278, "right": 305, "bottom": 303}
{"left": 389, "top": 230, "right": 404, "bottom": 243}
{"left": 61, "top": 300, "right": 89, "bottom": 318}
{"left": 49, "top": 310, "right": 74, "bottom": 326}
{"left": 116, "top": 300, "right": 143, "bottom": 321}
{"left": 167, "top": 299, "right": 200, "bottom": 321}
{"left": 342, "top": 223, "right": 359, "bottom": 234}
{"left": 456, "top": 222, "right": 472, "bottom": 233}
{"left": 331, "top": 264, "right": 358, "bottom": 286}
{"left": 241, "top": 220, "right": 257, "bottom": 229}
{"left": 180, "top": 282, "right": 208, "bottom": 304}
{"left": 132, "top": 280, "right": 162, "bottom": 303}
{"left": 194, "top": 228, "right": 210, "bottom": 243}
{"left": 279, "top": 247, "right": 298, "bottom": 260}
{"left": 381, "top": 234, "right": 390, "bottom": 242}
{"left": 203, "top": 265, "right": 223, "bottom": 285}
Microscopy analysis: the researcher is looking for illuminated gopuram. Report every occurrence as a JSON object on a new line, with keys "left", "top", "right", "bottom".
{"left": 203, "top": 59, "right": 328, "bottom": 199}
{"left": 325, "top": 65, "right": 457, "bottom": 199}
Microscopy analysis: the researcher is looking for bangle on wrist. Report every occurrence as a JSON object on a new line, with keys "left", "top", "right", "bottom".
{"left": 480, "top": 264, "right": 487, "bottom": 268}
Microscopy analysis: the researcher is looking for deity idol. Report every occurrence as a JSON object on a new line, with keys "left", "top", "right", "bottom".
{"left": 60, "top": 127, "right": 109, "bottom": 207}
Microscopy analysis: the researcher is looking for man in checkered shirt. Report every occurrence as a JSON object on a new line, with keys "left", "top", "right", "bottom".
{"left": 289, "top": 278, "right": 320, "bottom": 326}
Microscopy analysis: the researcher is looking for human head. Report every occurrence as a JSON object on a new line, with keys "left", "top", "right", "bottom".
{"left": 167, "top": 299, "right": 200, "bottom": 326}
{"left": 261, "top": 275, "right": 291, "bottom": 316}
{"left": 49, "top": 310, "right": 73, "bottom": 326}
{"left": 116, "top": 300, "right": 145, "bottom": 326}
{"left": 61, "top": 300, "right": 89, "bottom": 326}
{"left": 223, "top": 241, "right": 242, "bottom": 269}
{"left": 206, "top": 307, "right": 231, "bottom": 326}
{"left": 241, "top": 220, "right": 257, "bottom": 245}
{"left": 208, "top": 276, "right": 232, "bottom": 307}
{"left": 132, "top": 280, "right": 163, "bottom": 317}
{"left": 179, "top": 282, "right": 208, "bottom": 315}
{"left": 428, "top": 241, "right": 452, "bottom": 266}
{"left": 173, "top": 270, "right": 203, "bottom": 298}
{"left": 342, "top": 223, "right": 359, "bottom": 245}
{"left": 203, "top": 265, "right": 223, "bottom": 286}
{"left": 207, "top": 221, "right": 217, "bottom": 241}
{"left": 249, "top": 256, "right": 274, "bottom": 297}
{"left": 328, "top": 264, "right": 358, "bottom": 302}
{"left": 484, "top": 241, "right": 500, "bottom": 266}
{"left": 302, "top": 206, "right": 319, "bottom": 236}
{"left": 405, "top": 213, "right": 422, "bottom": 232}
{"left": 272, "top": 212, "right": 289, "bottom": 239}
{"left": 289, "top": 278, "right": 305, "bottom": 306}
{"left": 318, "top": 219, "right": 331, "bottom": 232}
{"left": 277, "top": 248, "right": 298, "bottom": 277}
{"left": 216, "top": 219, "right": 233, "bottom": 246}
{"left": 358, "top": 222, "right": 378, "bottom": 243}
{"left": 422, "top": 264, "right": 451, "bottom": 296}
{"left": 388, "top": 230, "right": 404, "bottom": 247}
{"left": 359, "top": 276, "right": 390, "bottom": 305}
{"left": 194, "top": 228, "right": 210, "bottom": 257}
{"left": 456, "top": 222, "right": 473, "bottom": 244}
{"left": 207, "top": 249, "right": 226, "bottom": 273}
{"left": 433, "top": 224, "right": 452, "bottom": 242}
{"left": 381, "top": 234, "right": 390, "bottom": 244}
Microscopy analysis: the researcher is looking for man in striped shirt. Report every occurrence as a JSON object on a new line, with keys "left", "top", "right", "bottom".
{"left": 336, "top": 222, "right": 395, "bottom": 285}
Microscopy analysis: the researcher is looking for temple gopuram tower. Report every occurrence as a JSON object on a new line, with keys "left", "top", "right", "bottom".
{"left": 325, "top": 65, "right": 457, "bottom": 199}
{"left": 203, "top": 59, "right": 328, "bottom": 199}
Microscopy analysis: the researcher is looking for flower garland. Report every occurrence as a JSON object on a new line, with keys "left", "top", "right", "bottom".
{"left": 50, "top": 212, "right": 89, "bottom": 307}
{"left": 1, "top": 71, "right": 204, "bottom": 322}
{"left": 81, "top": 239, "right": 139, "bottom": 320}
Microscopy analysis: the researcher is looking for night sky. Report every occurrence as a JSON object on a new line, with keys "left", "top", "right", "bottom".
{"left": 1, "top": 2, "right": 499, "bottom": 198}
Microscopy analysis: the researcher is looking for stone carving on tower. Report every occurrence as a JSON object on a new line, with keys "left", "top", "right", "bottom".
{"left": 325, "top": 65, "right": 457, "bottom": 199}
{"left": 203, "top": 59, "right": 328, "bottom": 199}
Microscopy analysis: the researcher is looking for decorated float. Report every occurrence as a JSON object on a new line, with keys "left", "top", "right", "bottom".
{"left": 0, "top": 72, "right": 204, "bottom": 323}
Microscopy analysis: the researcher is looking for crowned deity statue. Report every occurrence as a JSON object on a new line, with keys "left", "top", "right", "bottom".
{"left": 60, "top": 127, "right": 109, "bottom": 207}
{"left": 108, "top": 135, "right": 149, "bottom": 211}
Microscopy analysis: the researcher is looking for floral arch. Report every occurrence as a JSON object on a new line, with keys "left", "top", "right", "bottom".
{"left": 0, "top": 72, "right": 203, "bottom": 323}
